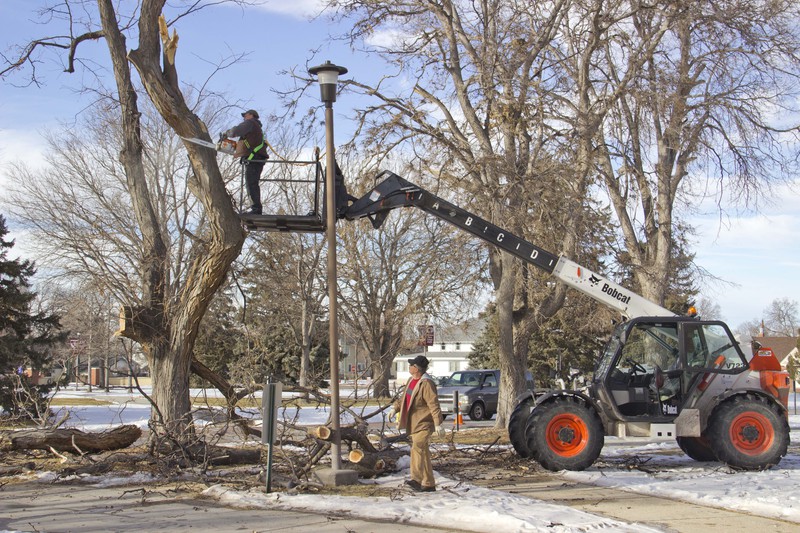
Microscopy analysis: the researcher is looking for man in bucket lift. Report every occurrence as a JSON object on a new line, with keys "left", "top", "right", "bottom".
{"left": 221, "top": 109, "right": 269, "bottom": 215}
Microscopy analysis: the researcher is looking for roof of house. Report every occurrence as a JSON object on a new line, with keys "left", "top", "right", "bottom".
{"left": 435, "top": 316, "right": 486, "bottom": 343}
{"left": 401, "top": 350, "right": 470, "bottom": 360}
{"left": 752, "top": 336, "right": 799, "bottom": 363}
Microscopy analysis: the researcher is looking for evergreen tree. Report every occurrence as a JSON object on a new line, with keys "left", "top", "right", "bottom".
{"left": 0, "top": 214, "right": 65, "bottom": 418}
{"left": 470, "top": 301, "right": 608, "bottom": 387}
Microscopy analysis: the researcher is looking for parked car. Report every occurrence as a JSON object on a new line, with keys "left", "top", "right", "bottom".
{"left": 437, "top": 369, "right": 534, "bottom": 421}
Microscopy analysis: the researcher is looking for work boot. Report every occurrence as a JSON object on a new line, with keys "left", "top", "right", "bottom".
{"left": 243, "top": 206, "right": 262, "bottom": 215}
{"left": 404, "top": 479, "right": 421, "bottom": 490}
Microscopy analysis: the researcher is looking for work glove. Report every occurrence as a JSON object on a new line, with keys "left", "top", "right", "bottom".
{"left": 435, "top": 425, "right": 445, "bottom": 437}
{"left": 387, "top": 406, "right": 396, "bottom": 422}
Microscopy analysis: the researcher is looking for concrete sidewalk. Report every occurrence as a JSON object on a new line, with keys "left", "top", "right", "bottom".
{"left": 0, "top": 481, "right": 458, "bottom": 533}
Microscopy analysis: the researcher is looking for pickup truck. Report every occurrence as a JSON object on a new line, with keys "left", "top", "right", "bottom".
{"left": 437, "top": 369, "right": 534, "bottom": 421}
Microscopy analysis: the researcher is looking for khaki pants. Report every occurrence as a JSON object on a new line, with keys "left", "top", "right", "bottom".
{"left": 409, "top": 429, "right": 435, "bottom": 488}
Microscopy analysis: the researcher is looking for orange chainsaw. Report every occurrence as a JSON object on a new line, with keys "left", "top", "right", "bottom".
{"left": 181, "top": 136, "right": 236, "bottom": 155}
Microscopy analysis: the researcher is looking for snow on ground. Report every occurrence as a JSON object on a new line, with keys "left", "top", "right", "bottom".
{"left": 565, "top": 436, "right": 800, "bottom": 524}
{"left": 33, "top": 387, "right": 800, "bottom": 532}
{"left": 203, "top": 472, "right": 662, "bottom": 533}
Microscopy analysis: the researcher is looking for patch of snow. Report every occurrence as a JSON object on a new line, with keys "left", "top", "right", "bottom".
{"left": 203, "top": 471, "right": 664, "bottom": 533}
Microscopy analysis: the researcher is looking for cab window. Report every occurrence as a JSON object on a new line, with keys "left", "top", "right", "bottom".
{"left": 690, "top": 324, "right": 746, "bottom": 371}
{"left": 620, "top": 322, "right": 679, "bottom": 372}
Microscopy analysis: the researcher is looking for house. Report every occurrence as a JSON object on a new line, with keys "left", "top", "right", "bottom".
{"left": 393, "top": 317, "right": 486, "bottom": 382}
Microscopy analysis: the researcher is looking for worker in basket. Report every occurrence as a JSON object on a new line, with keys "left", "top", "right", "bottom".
{"left": 220, "top": 109, "right": 269, "bottom": 215}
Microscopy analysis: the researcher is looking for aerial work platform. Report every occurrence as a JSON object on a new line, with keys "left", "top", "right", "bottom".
{"left": 240, "top": 212, "right": 324, "bottom": 233}
{"left": 238, "top": 153, "right": 327, "bottom": 233}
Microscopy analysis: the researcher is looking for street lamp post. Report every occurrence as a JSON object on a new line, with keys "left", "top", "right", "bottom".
{"left": 308, "top": 61, "right": 357, "bottom": 486}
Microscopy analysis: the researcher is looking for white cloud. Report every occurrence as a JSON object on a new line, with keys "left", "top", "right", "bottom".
{"left": 258, "top": 0, "right": 330, "bottom": 19}
{"left": 0, "top": 128, "right": 51, "bottom": 187}
{"left": 364, "top": 28, "right": 411, "bottom": 49}
{"left": 697, "top": 213, "right": 796, "bottom": 252}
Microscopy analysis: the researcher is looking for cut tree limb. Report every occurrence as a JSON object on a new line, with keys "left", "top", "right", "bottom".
{"left": 310, "top": 425, "right": 378, "bottom": 453}
{"left": 4, "top": 425, "right": 142, "bottom": 453}
{"left": 348, "top": 449, "right": 385, "bottom": 471}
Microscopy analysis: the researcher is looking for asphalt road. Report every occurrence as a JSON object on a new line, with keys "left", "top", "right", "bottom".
{"left": 0, "top": 481, "right": 458, "bottom": 533}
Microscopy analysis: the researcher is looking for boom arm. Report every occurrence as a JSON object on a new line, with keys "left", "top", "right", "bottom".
{"left": 342, "top": 171, "right": 675, "bottom": 319}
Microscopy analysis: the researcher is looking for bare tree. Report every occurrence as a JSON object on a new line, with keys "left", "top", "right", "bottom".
{"left": 327, "top": 0, "right": 800, "bottom": 423}
{"left": 337, "top": 166, "right": 484, "bottom": 397}
{"left": 594, "top": 1, "right": 800, "bottom": 302}
{"left": 326, "top": 0, "right": 613, "bottom": 423}
{"left": 763, "top": 298, "right": 799, "bottom": 337}
{"left": 694, "top": 296, "right": 723, "bottom": 321}
{"left": 3, "top": 0, "right": 247, "bottom": 440}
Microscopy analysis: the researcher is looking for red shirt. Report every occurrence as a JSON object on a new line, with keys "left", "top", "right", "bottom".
{"left": 404, "top": 377, "right": 420, "bottom": 415}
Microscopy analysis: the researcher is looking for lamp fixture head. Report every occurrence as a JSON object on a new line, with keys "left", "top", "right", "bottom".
{"left": 308, "top": 61, "right": 348, "bottom": 103}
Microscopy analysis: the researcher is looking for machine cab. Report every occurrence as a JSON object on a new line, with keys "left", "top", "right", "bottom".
{"left": 592, "top": 317, "right": 749, "bottom": 421}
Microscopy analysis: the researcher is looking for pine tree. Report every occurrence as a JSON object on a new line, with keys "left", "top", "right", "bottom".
{"left": 0, "top": 214, "right": 65, "bottom": 418}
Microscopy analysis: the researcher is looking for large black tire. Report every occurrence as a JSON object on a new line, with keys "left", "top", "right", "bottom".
{"left": 676, "top": 436, "right": 716, "bottom": 462}
{"left": 525, "top": 396, "right": 604, "bottom": 471}
{"left": 508, "top": 396, "right": 535, "bottom": 458}
{"left": 707, "top": 394, "right": 789, "bottom": 470}
{"left": 469, "top": 401, "right": 486, "bottom": 421}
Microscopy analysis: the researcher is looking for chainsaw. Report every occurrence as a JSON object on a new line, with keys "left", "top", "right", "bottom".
{"left": 181, "top": 136, "right": 236, "bottom": 155}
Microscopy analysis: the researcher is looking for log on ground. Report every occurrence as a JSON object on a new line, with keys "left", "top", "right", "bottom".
{"left": 6, "top": 425, "right": 142, "bottom": 453}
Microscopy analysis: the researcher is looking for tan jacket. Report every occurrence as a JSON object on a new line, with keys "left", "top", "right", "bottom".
{"left": 394, "top": 374, "right": 443, "bottom": 434}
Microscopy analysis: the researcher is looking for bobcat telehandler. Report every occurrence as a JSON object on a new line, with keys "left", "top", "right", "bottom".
{"left": 341, "top": 171, "right": 791, "bottom": 471}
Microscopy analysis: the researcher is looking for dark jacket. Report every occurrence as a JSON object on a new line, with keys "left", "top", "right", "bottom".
{"left": 225, "top": 117, "right": 268, "bottom": 160}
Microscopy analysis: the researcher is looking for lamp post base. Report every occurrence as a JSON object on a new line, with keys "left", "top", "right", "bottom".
{"left": 315, "top": 467, "right": 359, "bottom": 487}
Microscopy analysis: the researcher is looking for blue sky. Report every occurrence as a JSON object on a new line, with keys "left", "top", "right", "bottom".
{"left": 1, "top": 0, "right": 798, "bottom": 330}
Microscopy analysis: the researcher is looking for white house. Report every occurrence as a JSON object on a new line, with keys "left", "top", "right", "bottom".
{"left": 393, "top": 317, "right": 485, "bottom": 382}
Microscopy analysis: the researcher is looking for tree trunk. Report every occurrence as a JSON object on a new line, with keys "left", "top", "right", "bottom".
{"left": 110, "top": 2, "right": 245, "bottom": 439}
{"left": 371, "top": 358, "right": 392, "bottom": 398}
{"left": 493, "top": 252, "right": 519, "bottom": 428}
{"left": 3, "top": 425, "right": 141, "bottom": 453}
{"left": 299, "top": 303, "right": 312, "bottom": 389}
{"left": 148, "top": 342, "right": 192, "bottom": 436}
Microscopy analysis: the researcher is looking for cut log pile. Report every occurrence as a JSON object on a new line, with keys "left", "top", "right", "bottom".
{"left": 309, "top": 425, "right": 408, "bottom": 478}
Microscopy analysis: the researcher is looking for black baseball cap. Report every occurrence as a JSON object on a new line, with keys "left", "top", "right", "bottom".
{"left": 242, "top": 109, "right": 259, "bottom": 119}
{"left": 407, "top": 355, "right": 430, "bottom": 369}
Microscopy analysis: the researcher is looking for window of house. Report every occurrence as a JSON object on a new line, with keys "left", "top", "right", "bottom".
{"left": 440, "top": 343, "right": 446, "bottom": 350}
{"left": 455, "top": 342, "right": 461, "bottom": 350}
